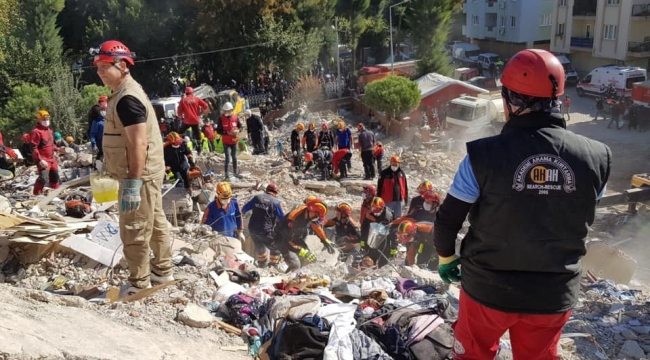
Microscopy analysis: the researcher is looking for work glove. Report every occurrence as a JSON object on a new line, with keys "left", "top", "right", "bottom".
{"left": 360, "top": 240, "right": 366, "bottom": 250}
{"left": 438, "top": 255, "right": 461, "bottom": 284}
{"left": 121, "top": 178, "right": 143, "bottom": 213}
{"left": 92, "top": 144, "right": 99, "bottom": 154}
{"left": 298, "top": 248, "right": 317, "bottom": 262}
{"left": 38, "top": 159, "right": 48, "bottom": 169}
{"left": 321, "top": 239, "right": 336, "bottom": 254}
{"left": 292, "top": 151, "right": 297, "bottom": 156}
{"left": 389, "top": 249, "right": 398, "bottom": 257}
{"left": 236, "top": 229, "right": 246, "bottom": 243}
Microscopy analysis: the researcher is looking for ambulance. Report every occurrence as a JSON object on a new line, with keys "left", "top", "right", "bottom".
{"left": 576, "top": 65, "right": 647, "bottom": 98}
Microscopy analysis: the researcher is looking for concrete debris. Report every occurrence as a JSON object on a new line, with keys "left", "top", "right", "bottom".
{"left": 619, "top": 340, "right": 646, "bottom": 359}
{"left": 177, "top": 303, "right": 215, "bottom": 328}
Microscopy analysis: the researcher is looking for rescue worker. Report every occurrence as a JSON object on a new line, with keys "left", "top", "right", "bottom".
{"left": 374, "top": 142, "right": 384, "bottom": 171}
{"left": 202, "top": 119, "right": 216, "bottom": 153}
{"left": 89, "top": 105, "right": 105, "bottom": 160}
{"left": 199, "top": 132, "right": 209, "bottom": 154}
{"left": 92, "top": 39, "right": 173, "bottom": 294}
{"left": 408, "top": 180, "right": 434, "bottom": 215}
{"left": 259, "top": 99, "right": 267, "bottom": 118}
{"left": 377, "top": 155, "right": 408, "bottom": 217}
{"left": 359, "top": 184, "right": 377, "bottom": 249}
{"left": 202, "top": 182, "right": 244, "bottom": 239}
{"left": 177, "top": 86, "right": 209, "bottom": 154}
{"left": 335, "top": 120, "right": 353, "bottom": 171}
{"left": 323, "top": 202, "right": 361, "bottom": 253}
{"left": 216, "top": 102, "right": 242, "bottom": 180}
{"left": 19, "top": 134, "right": 34, "bottom": 167}
{"left": 0, "top": 132, "right": 18, "bottom": 175}
{"left": 244, "top": 109, "right": 265, "bottom": 154}
{"left": 53, "top": 131, "right": 66, "bottom": 148}
{"left": 30, "top": 110, "right": 62, "bottom": 195}
{"left": 303, "top": 149, "right": 333, "bottom": 181}
{"left": 317, "top": 123, "right": 335, "bottom": 149}
{"left": 433, "top": 49, "right": 610, "bottom": 359}
{"left": 65, "top": 136, "right": 80, "bottom": 153}
{"left": 364, "top": 197, "right": 394, "bottom": 266}
{"left": 395, "top": 219, "right": 436, "bottom": 268}
{"left": 163, "top": 132, "right": 195, "bottom": 189}
{"left": 562, "top": 95, "right": 571, "bottom": 121}
{"left": 301, "top": 123, "right": 318, "bottom": 153}
{"left": 87, "top": 95, "right": 108, "bottom": 138}
{"left": 242, "top": 182, "right": 284, "bottom": 267}
{"left": 357, "top": 123, "right": 376, "bottom": 179}
{"left": 408, "top": 190, "right": 442, "bottom": 222}
{"left": 273, "top": 198, "right": 335, "bottom": 272}
{"left": 291, "top": 123, "right": 304, "bottom": 170}
{"left": 332, "top": 148, "right": 352, "bottom": 179}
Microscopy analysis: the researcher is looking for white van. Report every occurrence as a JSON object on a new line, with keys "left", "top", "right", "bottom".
{"left": 555, "top": 55, "right": 578, "bottom": 85}
{"left": 477, "top": 53, "right": 502, "bottom": 71}
{"left": 151, "top": 96, "right": 181, "bottom": 120}
{"left": 576, "top": 65, "right": 647, "bottom": 98}
{"left": 452, "top": 43, "right": 481, "bottom": 67}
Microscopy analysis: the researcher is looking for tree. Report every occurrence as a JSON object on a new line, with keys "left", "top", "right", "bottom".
{"left": 46, "top": 64, "right": 85, "bottom": 141}
{"left": 336, "top": 0, "right": 371, "bottom": 67}
{"left": 404, "top": 0, "right": 458, "bottom": 77}
{"left": 78, "top": 84, "right": 111, "bottom": 116}
{"left": 0, "top": 83, "right": 52, "bottom": 140}
{"left": 19, "top": 0, "right": 65, "bottom": 61}
{"left": 363, "top": 75, "right": 420, "bottom": 120}
{"left": 0, "top": 0, "right": 22, "bottom": 40}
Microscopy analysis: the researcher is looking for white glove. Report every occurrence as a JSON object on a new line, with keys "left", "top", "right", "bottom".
{"left": 292, "top": 151, "right": 297, "bottom": 156}
{"left": 237, "top": 231, "right": 246, "bottom": 243}
{"left": 38, "top": 160, "right": 48, "bottom": 169}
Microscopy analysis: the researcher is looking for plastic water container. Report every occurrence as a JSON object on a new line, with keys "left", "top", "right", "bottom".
{"left": 90, "top": 173, "right": 118, "bottom": 203}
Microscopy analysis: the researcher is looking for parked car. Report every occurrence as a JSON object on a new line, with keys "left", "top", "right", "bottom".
{"left": 466, "top": 76, "right": 500, "bottom": 91}
{"left": 477, "top": 53, "right": 503, "bottom": 71}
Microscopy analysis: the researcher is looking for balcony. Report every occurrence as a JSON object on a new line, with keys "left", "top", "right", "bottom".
{"left": 632, "top": 4, "right": 650, "bottom": 17}
{"left": 628, "top": 41, "right": 650, "bottom": 57}
{"left": 486, "top": 0, "right": 497, "bottom": 12}
{"left": 485, "top": 25, "right": 496, "bottom": 38}
{"left": 570, "top": 37, "right": 594, "bottom": 48}
{"left": 573, "top": 0, "right": 597, "bottom": 16}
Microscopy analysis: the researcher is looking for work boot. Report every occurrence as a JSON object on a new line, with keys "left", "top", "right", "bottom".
{"left": 123, "top": 283, "right": 152, "bottom": 297}
{"left": 151, "top": 272, "right": 175, "bottom": 284}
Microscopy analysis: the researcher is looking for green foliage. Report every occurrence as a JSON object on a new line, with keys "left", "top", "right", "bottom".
{"left": 0, "top": 83, "right": 52, "bottom": 139}
{"left": 46, "top": 64, "right": 85, "bottom": 141}
{"left": 18, "top": 0, "right": 65, "bottom": 61}
{"left": 405, "top": 0, "right": 458, "bottom": 77}
{"left": 0, "top": 0, "right": 22, "bottom": 40}
{"left": 363, "top": 75, "right": 420, "bottom": 117}
{"left": 79, "top": 84, "right": 111, "bottom": 115}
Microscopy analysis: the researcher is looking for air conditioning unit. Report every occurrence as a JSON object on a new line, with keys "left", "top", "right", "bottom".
{"left": 499, "top": 2, "right": 506, "bottom": 9}
{"left": 499, "top": 28, "right": 506, "bottom": 35}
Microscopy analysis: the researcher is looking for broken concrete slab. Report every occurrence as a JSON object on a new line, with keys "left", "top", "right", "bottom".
{"left": 162, "top": 187, "right": 193, "bottom": 216}
{"left": 619, "top": 340, "right": 646, "bottom": 359}
{"left": 339, "top": 179, "right": 374, "bottom": 192}
{"left": 302, "top": 180, "right": 345, "bottom": 196}
{"left": 582, "top": 242, "right": 637, "bottom": 285}
{"left": 304, "top": 235, "right": 339, "bottom": 266}
{"left": 177, "top": 303, "right": 215, "bottom": 328}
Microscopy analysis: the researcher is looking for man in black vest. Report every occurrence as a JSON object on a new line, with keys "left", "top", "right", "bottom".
{"left": 241, "top": 183, "right": 285, "bottom": 267}
{"left": 433, "top": 49, "right": 611, "bottom": 360}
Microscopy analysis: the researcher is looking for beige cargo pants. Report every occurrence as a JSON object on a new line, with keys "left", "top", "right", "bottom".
{"left": 118, "top": 177, "right": 173, "bottom": 288}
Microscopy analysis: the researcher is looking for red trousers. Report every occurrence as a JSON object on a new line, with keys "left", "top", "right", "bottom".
{"left": 452, "top": 289, "right": 571, "bottom": 360}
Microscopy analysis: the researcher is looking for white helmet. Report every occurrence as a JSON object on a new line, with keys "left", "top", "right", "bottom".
{"left": 184, "top": 136, "right": 191, "bottom": 143}
{"left": 222, "top": 102, "right": 234, "bottom": 111}
{"left": 244, "top": 109, "right": 252, "bottom": 116}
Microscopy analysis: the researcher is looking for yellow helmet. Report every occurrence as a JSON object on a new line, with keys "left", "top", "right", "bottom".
{"left": 216, "top": 182, "right": 232, "bottom": 199}
{"left": 304, "top": 195, "right": 317, "bottom": 204}
{"left": 65, "top": 136, "right": 74, "bottom": 143}
{"left": 200, "top": 132, "right": 206, "bottom": 140}
{"left": 296, "top": 123, "right": 305, "bottom": 131}
{"left": 337, "top": 120, "right": 345, "bottom": 129}
{"left": 36, "top": 110, "right": 50, "bottom": 121}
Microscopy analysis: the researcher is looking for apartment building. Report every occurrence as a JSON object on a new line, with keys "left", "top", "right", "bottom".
{"left": 463, "top": 0, "right": 553, "bottom": 58}
{"left": 551, "top": 0, "right": 650, "bottom": 73}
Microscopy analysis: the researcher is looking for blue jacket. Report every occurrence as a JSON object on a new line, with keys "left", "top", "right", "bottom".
{"left": 202, "top": 197, "right": 242, "bottom": 237}
{"left": 242, "top": 193, "right": 284, "bottom": 236}
{"left": 89, "top": 117, "right": 104, "bottom": 146}
{"left": 336, "top": 128, "right": 352, "bottom": 149}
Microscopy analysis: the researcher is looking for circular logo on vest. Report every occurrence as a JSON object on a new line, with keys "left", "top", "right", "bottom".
{"left": 453, "top": 339, "right": 466, "bottom": 355}
{"left": 512, "top": 154, "right": 577, "bottom": 195}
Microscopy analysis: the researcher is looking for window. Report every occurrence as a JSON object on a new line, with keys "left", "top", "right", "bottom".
{"left": 557, "top": 23, "right": 565, "bottom": 36}
{"left": 559, "top": 0, "right": 567, "bottom": 6}
{"left": 510, "top": 16, "right": 517, "bottom": 28}
{"left": 500, "top": 16, "right": 506, "bottom": 27}
{"left": 540, "top": 14, "right": 552, "bottom": 26}
{"left": 604, "top": 24, "right": 618, "bottom": 40}
{"left": 607, "top": 0, "right": 620, "bottom": 5}
{"left": 472, "top": 15, "right": 480, "bottom": 26}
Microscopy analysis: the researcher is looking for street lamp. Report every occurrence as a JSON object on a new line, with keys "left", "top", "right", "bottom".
{"left": 332, "top": 18, "right": 341, "bottom": 83}
{"left": 390, "top": 0, "right": 411, "bottom": 74}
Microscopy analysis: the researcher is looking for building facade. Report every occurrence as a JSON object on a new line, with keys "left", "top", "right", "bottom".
{"left": 463, "top": 0, "right": 553, "bottom": 58}
{"left": 551, "top": 0, "right": 650, "bottom": 74}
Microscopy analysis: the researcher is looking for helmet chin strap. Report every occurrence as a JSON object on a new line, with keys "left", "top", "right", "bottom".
{"left": 113, "top": 58, "right": 130, "bottom": 75}
{"left": 504, "top": 74, "right": 560, "bottom": 117}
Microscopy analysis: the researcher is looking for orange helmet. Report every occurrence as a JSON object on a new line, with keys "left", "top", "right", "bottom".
{"left": 373, "top": 143, "right": 384, "bottom": 158}
{"left": 501, "top": 49, "right": 565, "bottom": 98}
{"left": 296, "top": 123, "right": 305, "bottom": 131}
{"left": 36, "top": 110, "right": 50, "bottom": 121}
{"left": 91, "top": 40, "right": 136, "bottom": 66}
{"left": 266, "top": 182, "right": 279, "bottom": 194}
{"left": 309, "top": 123, "right": 316, "bottom": 130}
{"left": 363, "top": 184, "right": 377, "bottom": 198}
{"left": 390, "top": 155, "right": 400, "bottom": 165}
{"left": 304, "top": 195, "right": 317, "bottom": 204}
{"left": 166, "top": 132, "right": 183, "bottom": 146}
{"left": 417, "top": 181, "right": 434, "bottom": 196}
{"left": 306, "top": 199, "right": 328, "bottom": 220}
{"left": 216, "top": 182, "right": 232, "bottom": 199}
{"left": 397, "top": 220, "right": 418, "bottom": 244}
{"left": 185, "top": 86, "right": 194, "bottom": 94}
{"left": 370, "top": 197, "right": 385, "bottom": 214}
{"left": 336, "top": 202, "right": 352, "bottom": 216}
{"left": 422, "top": 190, "right": 442, "bottom": 204}
{"left": 304, "top": 152, "right": 314, "bottom": 162}
{"left": 98, "top": 95, "right": 108, "bottom": 103}
{"left": 337, "top": 120, "right": 345, "bottom": 129}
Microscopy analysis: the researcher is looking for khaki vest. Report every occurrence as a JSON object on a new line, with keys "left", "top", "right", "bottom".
{"left": 103, "top": 76, "right": 165, "bottom": 181}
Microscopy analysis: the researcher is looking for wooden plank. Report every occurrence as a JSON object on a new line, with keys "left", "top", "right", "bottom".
{"left": 117, "top": 280, "right": 180, "bottom": 303}
{"left": 0, "top": 213, "right": 27, "bottom": 230}
{"left": 37, "top": 175, "right": 91, "bottom": 208}
{"left": 12, "top": 213, "right": 56, "bottom": 229}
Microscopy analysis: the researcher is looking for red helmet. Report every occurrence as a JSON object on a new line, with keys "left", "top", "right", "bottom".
{"left": 166, "top": 132, "right": 183, "bottom": 146}
{"left": 92, "top": 40, "right": 135, "bottom": 66}
{"left": 21, "top": 133, "right": 31, "bottom": 143}
{"left": 185, "top": 87, "right": 194, "bottom": 94}
{"left": 373, "top": 144, "right": 383, "bottom": 158}
{"left": 336, "top": 202, "right": 352, "bottom": 216}
{"left": 417, "top": 180, "right": 434, "bottom": 196}
{"left": 321, "top": 123, "right": 329, "bottom": 130}
{"left": 266, "top": 182, "right": 279, "bottom": 194}
{"left": 98, "top": 95, "right": 108, "bottom": 103}
{"left": 306, "top": 199, "right": 328, "bottom": 220}
{"left": 304, "top": 152, "right": 314, "bottom": 162}
{"left": 370, "top": 197, "right": 385, "bottom": 214}
{"left": 363, "top": 184, "right": 377, "bottom": 198}
{"left": 501, "top": 49, "right": 565, "bottom": 98}
{"left": 422, "top": 190, "right": 442, "bottom": 204}
{"left": 397, "top": 220, "right": 418, "bottom": 244}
